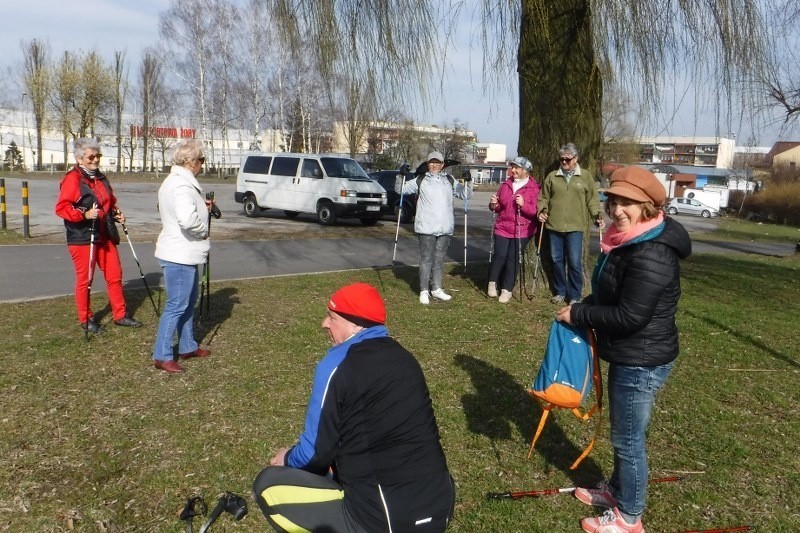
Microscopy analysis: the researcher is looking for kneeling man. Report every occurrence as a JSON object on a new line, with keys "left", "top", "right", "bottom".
{"left": 253, "top": 282, "right": 455, "bottom": 532}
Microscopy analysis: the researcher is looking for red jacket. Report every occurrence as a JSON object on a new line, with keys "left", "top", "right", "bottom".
{"left": 55, "top": 166, "right": 119, "bottom": 244}
{"left": 490, "top": 178, "right": 540, "bottom": 239}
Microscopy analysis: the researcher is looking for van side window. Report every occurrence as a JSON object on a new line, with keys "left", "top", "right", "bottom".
{"left": 301, "top": 159, "right": 323, "bottom": 179}
{"left": 242, "top": 156, "right": 272, "bottom": 174}
{"left": 272, "top": 157, "right": 300, "bottom": 176}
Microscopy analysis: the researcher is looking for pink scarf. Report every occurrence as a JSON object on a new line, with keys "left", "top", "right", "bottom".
{"left": 600, "top": 212, "right": 664, "bottom": 254}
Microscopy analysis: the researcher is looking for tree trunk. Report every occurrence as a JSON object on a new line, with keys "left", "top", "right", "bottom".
{"left": 518, "top": 0, "right": 602, "bottom": 178}
{"left": 518, "top": 0, "right": 603, "bottom": 297}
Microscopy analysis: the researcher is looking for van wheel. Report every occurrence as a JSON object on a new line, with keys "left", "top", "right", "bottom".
{"left": 243, "top": 195, "right": 262, "bottom": 217}
{"left": 360, "top": 218, "right": 379, "bottom": 226}
{"left": 284, "top": 210, "right": 299, "bottom": 219}
{"left": 668, "top": 207, "right": 678, "bottom": 215}
{"left": 316, "top": 201, "right": 337, "bottom": 225}
{"left": 701, "top": 210, "right": 711, "bottom": 218}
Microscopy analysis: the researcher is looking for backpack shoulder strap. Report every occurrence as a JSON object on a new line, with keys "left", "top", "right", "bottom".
{"left": 569, "top": 329, "right": 603, "bottom": 470}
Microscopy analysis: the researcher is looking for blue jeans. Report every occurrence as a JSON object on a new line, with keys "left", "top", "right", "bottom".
{"left": 549, "top": 230, "right": 583, "bottom": 301}
{"left": 607, "top": 362, "right": 674, "bottom": 519}
{"left": 152, "top": 260, "right": 200, "bottom": 362}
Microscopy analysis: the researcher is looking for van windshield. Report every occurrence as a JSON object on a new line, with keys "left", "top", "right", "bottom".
{"left": 320, "top": 157, "right": 371, "bottom": 181}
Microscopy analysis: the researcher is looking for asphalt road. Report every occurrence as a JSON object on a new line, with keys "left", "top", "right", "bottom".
{"left": 0, "top": 176, "right": 795, "bottom": 304}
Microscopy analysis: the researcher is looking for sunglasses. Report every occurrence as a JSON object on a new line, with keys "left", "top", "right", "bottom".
{"left": 198, "top": 157, "right": 206, "bottom": 164}
{"left": 559, "top": 156, "right": 575, "bottom": 163}
{"left": 84, "top": 153, "right": 102, "bottom": 162}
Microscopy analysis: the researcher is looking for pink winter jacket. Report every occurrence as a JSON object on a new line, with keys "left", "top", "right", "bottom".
{"left": 490, "top": 178, "right": 540, "bottom": 239}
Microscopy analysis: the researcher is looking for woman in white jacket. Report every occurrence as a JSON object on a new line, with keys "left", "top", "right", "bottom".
{"left": 151, "top": 139, "right": 212, "bottom": 373}
{"left": 397, "top": 151, "right": 471, "bottom": 305}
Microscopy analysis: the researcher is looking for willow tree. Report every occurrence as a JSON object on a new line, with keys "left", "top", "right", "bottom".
{"left": 267, "top": 0, "right": 773, "bottom": 175}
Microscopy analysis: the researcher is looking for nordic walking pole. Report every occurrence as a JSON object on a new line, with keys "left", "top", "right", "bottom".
{"left": 531, "top": 223, "right": 545, "bottom": 296}
{"left": 462, "top": 169, "right": 471, "bottom": 271}
{"left": 667, "top": 527, "right": 752, "bottom": 533}
{"left": 486, "top": 476, "right": 683, "bottom": 500}
{"left": 392, "top": 173, "right": 407, "bottom": 269}
{"left": 120, "top": 216, "right": 159, "bottom": 317}
{"left": 85, "top": 205, "right": 98, "bottom": 341}
{"left": 516, "top": 204, "right": 522, "bottom": 302}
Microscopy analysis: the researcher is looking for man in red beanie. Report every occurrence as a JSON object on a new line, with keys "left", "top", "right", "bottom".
{"left": 253, "top": 282, "right": 454, "bottom": 532}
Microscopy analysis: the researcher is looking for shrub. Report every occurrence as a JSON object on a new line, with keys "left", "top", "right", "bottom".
{"left": 744, "top": 182, "right": 800, "bottom": 225}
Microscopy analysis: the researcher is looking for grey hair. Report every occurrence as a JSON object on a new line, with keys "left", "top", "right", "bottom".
{"left": 172, "top": 139, "right": 205, "bottom": 166}
{"left": 559, "top": 143, "right": 579, "bottom": 158}
{"left": 73, "top": 138, "right": 101, "bottom": 159}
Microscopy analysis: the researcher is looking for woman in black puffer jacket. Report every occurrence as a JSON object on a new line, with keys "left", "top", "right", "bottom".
{"left": 556, "top": 166, "right": 691, "bottom": 533}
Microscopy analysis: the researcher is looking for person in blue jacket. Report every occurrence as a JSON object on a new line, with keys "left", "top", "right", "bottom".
{"left": 253, "top": 282, "right": 454, "bottom": 532}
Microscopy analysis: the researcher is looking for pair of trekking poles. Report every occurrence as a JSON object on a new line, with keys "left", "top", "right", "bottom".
{"left": 82, "top": 200, "right": 159, "bottom": 341}
{"left": 391, "top": 168, "right": 473, "bottom": 271}
{"left": 487, "top": 203, "right": 545, "bottom": 302}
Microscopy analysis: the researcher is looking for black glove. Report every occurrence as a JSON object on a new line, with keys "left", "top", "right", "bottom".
{"left": 462, "top": 169, "right": 472, "bottom": 182}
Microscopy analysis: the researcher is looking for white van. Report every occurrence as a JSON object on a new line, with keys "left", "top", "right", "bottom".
{"left": 234, "top": 153, "right": 387, "bottom": 225}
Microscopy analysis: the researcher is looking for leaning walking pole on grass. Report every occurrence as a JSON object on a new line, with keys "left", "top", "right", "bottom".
{"left": 392, "top": 174, "right": 407, "bottom": 269}
{"left": 120, "top": 218, "right": 159, "bottom": 317}
{"left": 486, "top": 476, "right": 683, "bottom": 500}
{"left": 668, "top": 527, "right": 752, "bottom": 533}
{"left": 85, "top": 211, "right": 97, "bottom": 341}
{"left": 516, "top": 205, "right": 523, "bottom": 301}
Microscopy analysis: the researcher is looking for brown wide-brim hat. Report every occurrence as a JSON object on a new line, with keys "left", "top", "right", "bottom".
{"left": 604, "top": 166, "right": 666, "bottom": 208}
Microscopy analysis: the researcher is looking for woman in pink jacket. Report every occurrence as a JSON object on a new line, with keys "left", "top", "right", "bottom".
{"left": 487, "top": 157, "right": 540, "bottom": 303}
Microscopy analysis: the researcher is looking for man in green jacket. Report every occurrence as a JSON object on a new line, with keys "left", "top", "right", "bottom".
{"left": 537, "top": 143, "right": 605, "bottom": 305}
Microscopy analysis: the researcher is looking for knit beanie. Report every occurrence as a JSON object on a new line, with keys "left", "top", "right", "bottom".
{"left": 327, "top": 283, "right": 387, "bottom": 326}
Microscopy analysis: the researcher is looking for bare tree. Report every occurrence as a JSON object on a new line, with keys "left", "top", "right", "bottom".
{"left": 140, "top": 49, "right": 164, "bottom": 172}
{"left": 51, "top": 51, "right": 80, "bottom": 165}
{"left": 112, "top": 51, "right": 129, "bottom": 172}
{"left": 22, "top": 39, "right": 49, "bottom": 171}
{"left": 159, "top": 0, "right": 215, "bottom": 156}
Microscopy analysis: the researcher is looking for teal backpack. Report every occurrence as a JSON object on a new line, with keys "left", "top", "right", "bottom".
{"left": 528, "top": 320, "right": 602, "bottom": 469}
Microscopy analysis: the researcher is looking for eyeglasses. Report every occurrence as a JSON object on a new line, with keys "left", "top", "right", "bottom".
{"left": 84, "top": 153, "right": 102, "bottom": 162}
{"left": 559, "top": 157, "right": 575, "bottom": 163}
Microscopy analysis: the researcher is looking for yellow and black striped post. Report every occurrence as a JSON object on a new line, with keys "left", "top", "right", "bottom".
{"left": 0, "top": 178, "right": 6, "bottom": 229}
{"left": 22, "top": 180, "right": 30, "bottom": 238}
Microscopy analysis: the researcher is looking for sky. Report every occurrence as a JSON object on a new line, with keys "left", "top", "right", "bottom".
{"left": 2, "top": 0, "right": 798, "bottom": 158}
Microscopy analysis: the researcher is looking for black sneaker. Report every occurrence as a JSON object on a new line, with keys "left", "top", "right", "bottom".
{"left": 82, "top": 317, "right": 105, "bottom": 334}
{"left": 114, "top": 316, "right": 143, "bottom": 328}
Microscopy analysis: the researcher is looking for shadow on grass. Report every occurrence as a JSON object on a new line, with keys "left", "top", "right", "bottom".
{"left": 685, "top": 309, "right": 800, "bottom": 369}
{"left": 195, "top": 286, "right": 240, "bottom": 345}
{"left": 454, "top": 353, "right": 604, "bottom": 484}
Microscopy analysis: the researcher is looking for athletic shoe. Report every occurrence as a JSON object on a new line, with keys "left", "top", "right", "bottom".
{"left": 179, "top": 348, "right": 211, "bottom": 360}
{"left": 581, "top": 507, "right": 644, "bottom": 533}
{"left": 82, "top": 317, "right": 105, "bottom": 335}
{"left": 114, "top": 315, "right": 143, "bottom": 328}
{"left": 574, "top": 482, "right": 617, "bottom": 508}
{"left": 498, "top": 289, "right": 513, "bottom": 303}
{"left": 419, "top": 291, "right": 430, "bottom": 305}
{"left": 569, "top": 299, "right": 581, "bottom": 305}
{"left": 487, "top": 281, "right": 498, "bottom": 298}
{"left": 550, "top": 295, "right": 566, "bottom": 304}
{"left": 430, "top": 288, "right": 452, "bottom": 301}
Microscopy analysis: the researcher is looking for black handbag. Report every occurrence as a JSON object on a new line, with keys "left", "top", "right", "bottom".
{"left": 105, "top": 215, "right": 121, "bottom": 245}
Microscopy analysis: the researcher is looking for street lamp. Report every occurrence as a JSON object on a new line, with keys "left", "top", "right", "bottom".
{"left": 21, "top": 93, "right": 27, "bottom": 172}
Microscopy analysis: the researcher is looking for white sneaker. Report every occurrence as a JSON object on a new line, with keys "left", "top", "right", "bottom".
{"left": 487, "top": 282, "right": 498, "bottom": 298}
{"left": 419, "top": 291, "right": 430, "bottom": 305}
{"left": 498, "top": 289, "right": 513, "bottom": 303}
{"left": 430, "top": 288, "right": 451, "bottom": 301}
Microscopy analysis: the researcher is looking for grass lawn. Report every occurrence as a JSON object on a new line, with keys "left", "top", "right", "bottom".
{"left": 1, "top": 254, "right": 799, "bottom": 532}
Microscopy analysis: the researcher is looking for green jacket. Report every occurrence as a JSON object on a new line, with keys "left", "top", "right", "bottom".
{"left": 537, "top": 164, "right": 600, "bottom": 233}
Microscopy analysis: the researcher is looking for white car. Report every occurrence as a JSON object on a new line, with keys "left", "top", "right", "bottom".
{"left": 665, "top": 197, "right": 719, "bottom": 218}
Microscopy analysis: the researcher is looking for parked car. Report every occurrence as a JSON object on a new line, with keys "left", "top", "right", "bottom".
{"left": 235, "top": 153, "right": 386, "bottom": 226}
{"left": 665, "top": 197, "right": 720, "bottom": 218}
{"left": 369, "top": 170, "right": 416, "bottom": 223}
